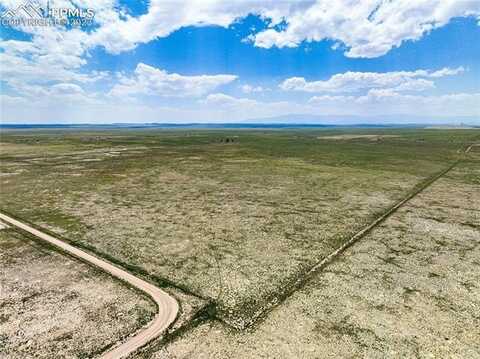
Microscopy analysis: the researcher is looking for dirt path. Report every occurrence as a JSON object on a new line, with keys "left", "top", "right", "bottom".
{"left": 274, "top": 145, "right": 476, "bottom": 316}
{"left": 245, "top": 155, "right": 464, "bottom": 327}
{"left": 0, "top": 212, "right": 179, "bottom": 359}
{"left": 465, "top": 143, "right": 480, "bottom": 153}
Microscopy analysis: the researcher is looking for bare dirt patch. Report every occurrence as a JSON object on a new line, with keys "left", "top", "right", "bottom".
{"left": 318, "top": 134, "right": 400, "bottom": 140}
{"left": 0, "top": 229, "right": 156, "bottom": 359}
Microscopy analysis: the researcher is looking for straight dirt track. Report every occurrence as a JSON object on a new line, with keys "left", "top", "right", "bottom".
{"left": 243, "top": 154, "right": 465, "bottom": 327}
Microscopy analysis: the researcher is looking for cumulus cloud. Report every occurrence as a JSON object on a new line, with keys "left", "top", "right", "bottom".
{"left": 0, "top": 39, "right": 103, "bottom": 85}
{"left": 203, "top": 93, "right": 259, "bottom": 107}
{"left": 0, "top": 0, "right": 476, "bottom": 105}
{"left": 86, "top": 1, "right": 480, "bottom": 58}
{"left": 0, "top": 35, "right": 109, "bottom": 108}
{"left": 0, "top": 82, "right": 101, "bottom": 109}
{"left": 1, "top": 1, "right": 478, "bottom": 124}
{"left": 84, "top": 1, "right": 295, "bottom": 54}
{"left": 252, "top": 1, "right": 480, "bottom": 58}
{"left": 429, "top": 67, "right": 466, "bottom": 77}
{"left": 0, "top": 1, "right": 116, "bottom": 104}
{"left": 3, "top": 1, "right": 476, "bottom": 58}
{"left": 109, "top": 63, "right": 237, "bottom": 98}
{"left": 280, "top": 67, "right": 464, "bottom": 93}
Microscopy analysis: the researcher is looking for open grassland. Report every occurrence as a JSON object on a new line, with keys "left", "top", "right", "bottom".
{"left": 0, "top": 227, "right": 156, "bottom": 358}
{"left": 158, "top": 154, "right": 480, "bottom": 359}
{"left": 1, "top": 128, "right": 479, "bottom": 327}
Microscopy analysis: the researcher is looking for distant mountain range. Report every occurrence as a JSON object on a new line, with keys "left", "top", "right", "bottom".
{"left": 243, "top": 114, "right": 480, "bottom": 126}
{"left": 1, "top": 114, "right": 478, "bottom": 130}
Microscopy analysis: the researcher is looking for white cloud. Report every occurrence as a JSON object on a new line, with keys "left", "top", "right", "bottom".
{"left": 252, "top": 1, "right": 480, "bottom": 58}
{"left": 0, "top": 94, "right": 28, "bottom": 107}
{"left": 0, "top": 1, "right": 478, "bottom": 124}
{"left": 85, "top": 1, "right": 295, "bottom": 54}
{"left": 280, "top": 67, "right": 463, "bottom": 93}
{"left": 429, "top": 66, "right": 466, "bottom": 77}
{"left": 0, "top": 1, "right": 478, "bottom": 67}
{"left": 2, "top": 88, "right": 479, "bottom": 124}
{"left": 201, "top": 93, "right": 309, "bottom": 118}
{"left": 0, "top": 87, "right": 100, "bottom": 112}
{"left": 240, "top": 84, "right": 266, "bottom": 93}
{"left": 109, "top": 63, "right": 237, "bottom": 98}
{"left": 308, "top": 95, "right": 356, "bottom": 104}
{"left": 0, "top": 1, "right": 476, "bottom": 107}
{"left": 203, "top": 93, "right": 258, "bottom": 107}
{"left": 0, "top": 35, "right": 109, "bottom": 107}
{"left": 0, "top": 39, "right": 98, "bottom": 85}
{"left": 85, "top": 1, "right": 479, "bottom": 58}
{"left": 50, "top": 83, "right": 85, "bottom": 95}
{"left": 0, "top": 1, "right": 114, "bottom": 104}
{"left": 4, "top": 0, "right": 476, "bottom": 59}
{"left": 308, "top": 90, "right": 480, "bottom": 118}
{"left": 390, "top": 79, "right": 435, "bottom": 92}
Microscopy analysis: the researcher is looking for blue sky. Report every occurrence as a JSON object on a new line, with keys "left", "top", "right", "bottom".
{"left": 1, "top": 1, "right": 479, "bottom": 124}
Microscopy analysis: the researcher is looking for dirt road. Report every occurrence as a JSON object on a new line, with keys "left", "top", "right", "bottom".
{"left": 0, "top": 212, "right": 179, "bottom": 359}
{"left": 465, "top": 143, "right": 479, "bottom": 153}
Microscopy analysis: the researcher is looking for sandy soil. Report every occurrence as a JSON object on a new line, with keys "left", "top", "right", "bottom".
{"left": 0, "top": 229, "right": 156, "bottom": 358}
{"left": 0, "top": 212, "right": 179, "bottom": 359}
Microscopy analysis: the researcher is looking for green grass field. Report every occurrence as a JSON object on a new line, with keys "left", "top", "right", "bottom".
{"left": 1, "top": 128, "right": 479, "bottom": 327}
{"left": 160, "top": 148, "right": 480, "bottom": 359}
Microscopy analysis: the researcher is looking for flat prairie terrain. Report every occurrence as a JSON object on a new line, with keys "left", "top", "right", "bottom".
{"left": 158, "top": 151, "right": 480, "bottom": 358}
{"left": 1, "top": 129, "right": 478, "bottom": 327}
{"left": 0, "top": 227, "right": 156, "bottom": 358}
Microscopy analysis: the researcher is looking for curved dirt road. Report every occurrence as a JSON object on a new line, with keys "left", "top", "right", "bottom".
{"left": 0, "top": 212, "right": 179, "bottom": 359}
